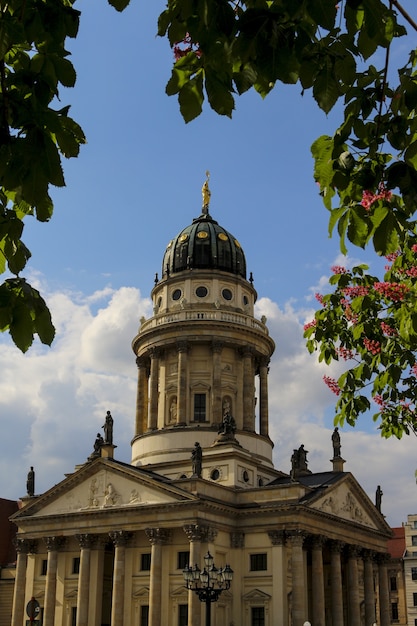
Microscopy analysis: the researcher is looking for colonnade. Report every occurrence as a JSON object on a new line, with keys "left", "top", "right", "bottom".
{"left": 134, "top": 342, "right": 270, "bottom": 437}
{"left": 11, "top": 527, "right": 390, "bottom": 626}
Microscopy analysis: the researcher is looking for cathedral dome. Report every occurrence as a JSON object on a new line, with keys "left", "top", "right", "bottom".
{"left": 161, "top": 178, "right": 246, "bottom": 279}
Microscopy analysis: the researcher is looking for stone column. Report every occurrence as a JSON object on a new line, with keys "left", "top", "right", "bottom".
{"left": 145, "top": 528, "right": 171, "bottom": 626}
{"left": 148, "top": 349, "right": 160, "bottom": 430}
{"left": 330, "top": 541, "right": 344, "bottom": 626}
{"left": 230, "top": 532, "right": 245, "bottom": 626}
{"left": 11, "top": 538, "right": 37, "bottom": 626}
{"left": 363, "top": 551, "right": 376, "bottom": 626}
{"left": 268, "top": 531, "right": 287, "bottom": 626}
{"left": 347, "top": 545, "right": 361, "bottom": 626}
{"left": 184, "top": 524, "right": 208, "bottom": 626}
{"left": 135, "top": 357, "right": 148, "bottom": 436}
{"left": 43, "top": 536, "right": 65, "bottom": 626}
{"left": 211, "top": 341, "right": 223, "bottom": 425}
{"left": 76, "top": 534, "right": 97, "bottom": 626}
{"left": 242, "top": 349, "right": 254, "bottom": 431}
{"left": 378, "top": 554, "right": 390, "bottom": 626}
{"left": 258, "top": 357, "right": 269, "bottom": 437}
{"left": 109, "top": 531, "right": 131, "bottom": 626}
{"left": 311, "top": 536, "right": 326, "bottom": 626}
{"left": 289, "top": 531, "right": 307, "bottom": 626}
{"left": 177, "top": 342, "right": 188, "bottom": 425}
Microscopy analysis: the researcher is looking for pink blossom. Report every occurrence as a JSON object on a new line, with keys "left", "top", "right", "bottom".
{"left": 412, "top": 244, "right": 417, "bottom": 253}
{"left": 342, "top": 286, "right": 369, "bottom": 298}
{"left": 337, "top": 346, "right": 355, "bottom": 360}
{"left": 373, "top": 281, "right": 409, "bottom": 302}
{"left": 331, "top": 265, "right": 347, "bottom": 274}
{"left": 304, "top": 319, "right": 317, "bottom": 331}
{"left": 360, "top": 183, "right": 392, "bottom": 211}
{"left": 315, "top": 293, "right": 325, "bottom": 305}
{"left": 373, "top": 394, "right": 387, "bottom": 407}
{"left": 380, "top": 321, "right": 397, "bottom": 336}
{"left": 323, "top": 375, "right": 341, "bottom": 395}
{"left": 363, "top": 338, "right": 381, "bottom": 355}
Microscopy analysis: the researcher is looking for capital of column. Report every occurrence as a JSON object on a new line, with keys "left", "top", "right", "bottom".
{"left": 375, "top": 552, "right": 391, "bottom": 565}
{"left": 136, "top": 356, "right": 148, "bottom": 369}
{"left": 44, "top": 536, "right": 66, "bottom": 552}
{"left": 211, "top": 340, "right": 224, "bottom": 353}
{"left": 268, "top": 530, "right": 286, "bottom": 546}
{"left": 76, "top": 533, "right": 99, "bottom": 549}
{"left": 145, "top": 527, "right": 171, "bottom": 545}
{"left": 310, "top": 534, "right": 327, "bottom": 550}
{"left": 176, "top": 341, "right": 189, "bottom": 354}
{"left": 287, "top": 529, "right": 306, "bottom": 548}
{"left": 149, "top": 347, "right": 162, "bottom": 359}
{"left": 330, "top": 540, "right": 345, "bottom": 554}
{"left": 183, "top": 524, "right": 217, "bottom": 542}
{"left": 346, "top": 544, "right": 362, "bottom": 559}
{"left": 238, "top": 347, "right": 253, "bottom": 359}
{"left": 363, "top": 549, "right": 377, "bottom": 563}
{"left": 230, "top": 532, "right": 245, "bottom": 548}
{"left": 258, "top": 356, "right": 270, "bottom": 370}
{"left": 109, "top": 530, "right": 133, "bottom": 547}
{"left": 15, "top": 537, "right": 38, "bottom": 554}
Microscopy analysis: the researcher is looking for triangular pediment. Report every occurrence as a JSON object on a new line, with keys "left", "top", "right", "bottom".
{"left": 13, "top": 458, "right": 197, "bottom": 519}
{"left": 243, "top": 589, "right": 271, "bottom": 601}
{"left": 307, "top": 473, "right": 388, "bottom": 532}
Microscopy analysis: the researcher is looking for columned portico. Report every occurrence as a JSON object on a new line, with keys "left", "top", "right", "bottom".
{"left": 145, "top": 528, "right": 171, "bottom": 626}
{"left": 11, "top": 538, "right": 37, "bottom": 626}
{"left": 268, "top": 531, "right": 287, "bottom": 626}
{"left": 378, "top": 554, "right": 391, "bottom": 626}
{"left": 330, "top": 540, "right": 345, "bottom": 626}
{"left": 75, "top": 534, "right": 96, "bottom": 626}
{"left": 311, "top": 536, "right": 326, "bottom": 626}
{"left": 347, "top": 545, "right": 361, "bottom": 626}
{"left": 289, "top": 531, "right": 306, "bottom": 626}
{"left": 43, "top": 536, "right": 65, "bottom": 626}
{"left": 363, "top": 550, "right": 376, "bottom": 626}
{"left": 109, "top": 531, "right": 131, "bottom": 626}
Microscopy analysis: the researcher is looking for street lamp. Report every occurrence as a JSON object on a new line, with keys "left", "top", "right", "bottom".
{"left": 183, "top": 551, "right": 234, "bottom": 626}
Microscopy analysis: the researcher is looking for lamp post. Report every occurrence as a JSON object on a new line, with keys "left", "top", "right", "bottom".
{"left": 183, "top": 551, "right": 234, "bottom": 626}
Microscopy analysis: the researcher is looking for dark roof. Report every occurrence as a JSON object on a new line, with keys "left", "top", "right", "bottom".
{"left": 162, "top": 211, "right": 247, "bottom": 278}
{"left": 268, "top": 471, "right": 345, "bottom": 489}
{"left": 388, "top": 526, "right": 405, "bottom": 559}
{"left": 0, "top": 497, "right": 19, "bottom": 565}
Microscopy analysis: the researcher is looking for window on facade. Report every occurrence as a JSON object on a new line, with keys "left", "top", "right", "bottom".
{"left": 390, "top": 575, "right": 397, "bottom": 591}
{"left": 391, "top": 602, "right": 399, "bottom": 621}
{"left": 177, "top": 551, "right": 190, "bottom": 570}
{"left": 71, "top": 607, "right": 77, "bottom": 626}
{"left": 141, "top": 553, "right": 151, "bottom": 571}
{"left": 412, "top": 535, "right": 417, "bottom": 546}
{"left": 250, "top": 553, "right": 267, "bottom": 571}
{"left": 413, "top": 592, "right": 417, "bottom": 607}
{"left": 178, "top": 604, "right": 188, "bottom": 626}
{"left": 41, "top": 559, "right": 48, "bottom": 576}
{"left": 413, "top": 520, "right": 417, "bottom": 529}
{"left": 412, "top": 567, "right": 417, "bottom": 580}
{"left": 251, "top": 607, "right": 265, "bottom": 626}
{"left": 72, "top": 557, "right": 80, "bottom": 575}
{"left": 193, "top": 394, "right": 206, "bottom": 422}
{"left": 140, "top": 605, "right": 149, "bottom": 626}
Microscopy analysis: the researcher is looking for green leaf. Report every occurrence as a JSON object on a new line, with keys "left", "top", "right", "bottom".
{"left": 107, "top": 0, "right": 131, "bottom": 12}
{"left": 178, "top": 73, "right": 204, "bottom": 123}
{"left": 205, "top": 71, "right": 234, "bottom": 117}
{"left": 313, "top": 62, "right": 340, "bottom": 114}
{"left": 347, "top": 208, "right": 371, "bottom": 248}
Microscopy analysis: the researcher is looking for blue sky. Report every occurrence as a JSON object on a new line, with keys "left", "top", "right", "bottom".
{"left": 0, "top": 1, "right": 415, "bottom": 527}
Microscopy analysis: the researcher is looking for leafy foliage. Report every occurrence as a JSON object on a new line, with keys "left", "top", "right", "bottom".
{"left": 305, "top": 247, "right": 417, "bottom": 438}
{"left": 157, "top": 0, "right": 417, "bottom": 437}
{"left": 0, "top": 0, "right": 86, "bottom": 350}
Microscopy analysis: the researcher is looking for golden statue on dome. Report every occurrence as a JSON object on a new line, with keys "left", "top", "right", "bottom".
{"left": 202, "top": 170, "right": 211, "bottom": 214}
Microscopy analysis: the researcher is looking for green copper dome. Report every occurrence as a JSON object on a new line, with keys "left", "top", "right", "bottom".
{"left": 162, "top": 211, "right": 247, "bottom": 279}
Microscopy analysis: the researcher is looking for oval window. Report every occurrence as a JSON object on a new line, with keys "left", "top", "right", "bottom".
{"left": 243, "top": 470, "right": 250, "bottom": 483}
{"left": 197, "top": 231, "right": 209, "bottom": 239}
{"left": 172, "top": 289, "right": 182, "bottom": 301}
{"left": 210, "top": 469, "right": 220, "bottom": 481}
{"left": 196, "top": 286, "right": 208, "bottom": 298}
{"left": 222, "top": 288, "right": 233, "bottom": 301}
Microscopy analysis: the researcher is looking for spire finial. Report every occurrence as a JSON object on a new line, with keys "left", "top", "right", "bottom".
{"left": 202, "top": 170, "right": 211, "bottom": 214}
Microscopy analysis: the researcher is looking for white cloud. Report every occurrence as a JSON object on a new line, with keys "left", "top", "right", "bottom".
{"left": 0, "top": 284, "right": 414, "bottom": 529}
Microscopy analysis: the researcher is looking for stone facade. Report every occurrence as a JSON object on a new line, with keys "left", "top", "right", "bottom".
{"left": 9, "top": 189, "right": 394, "bottom": 626}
